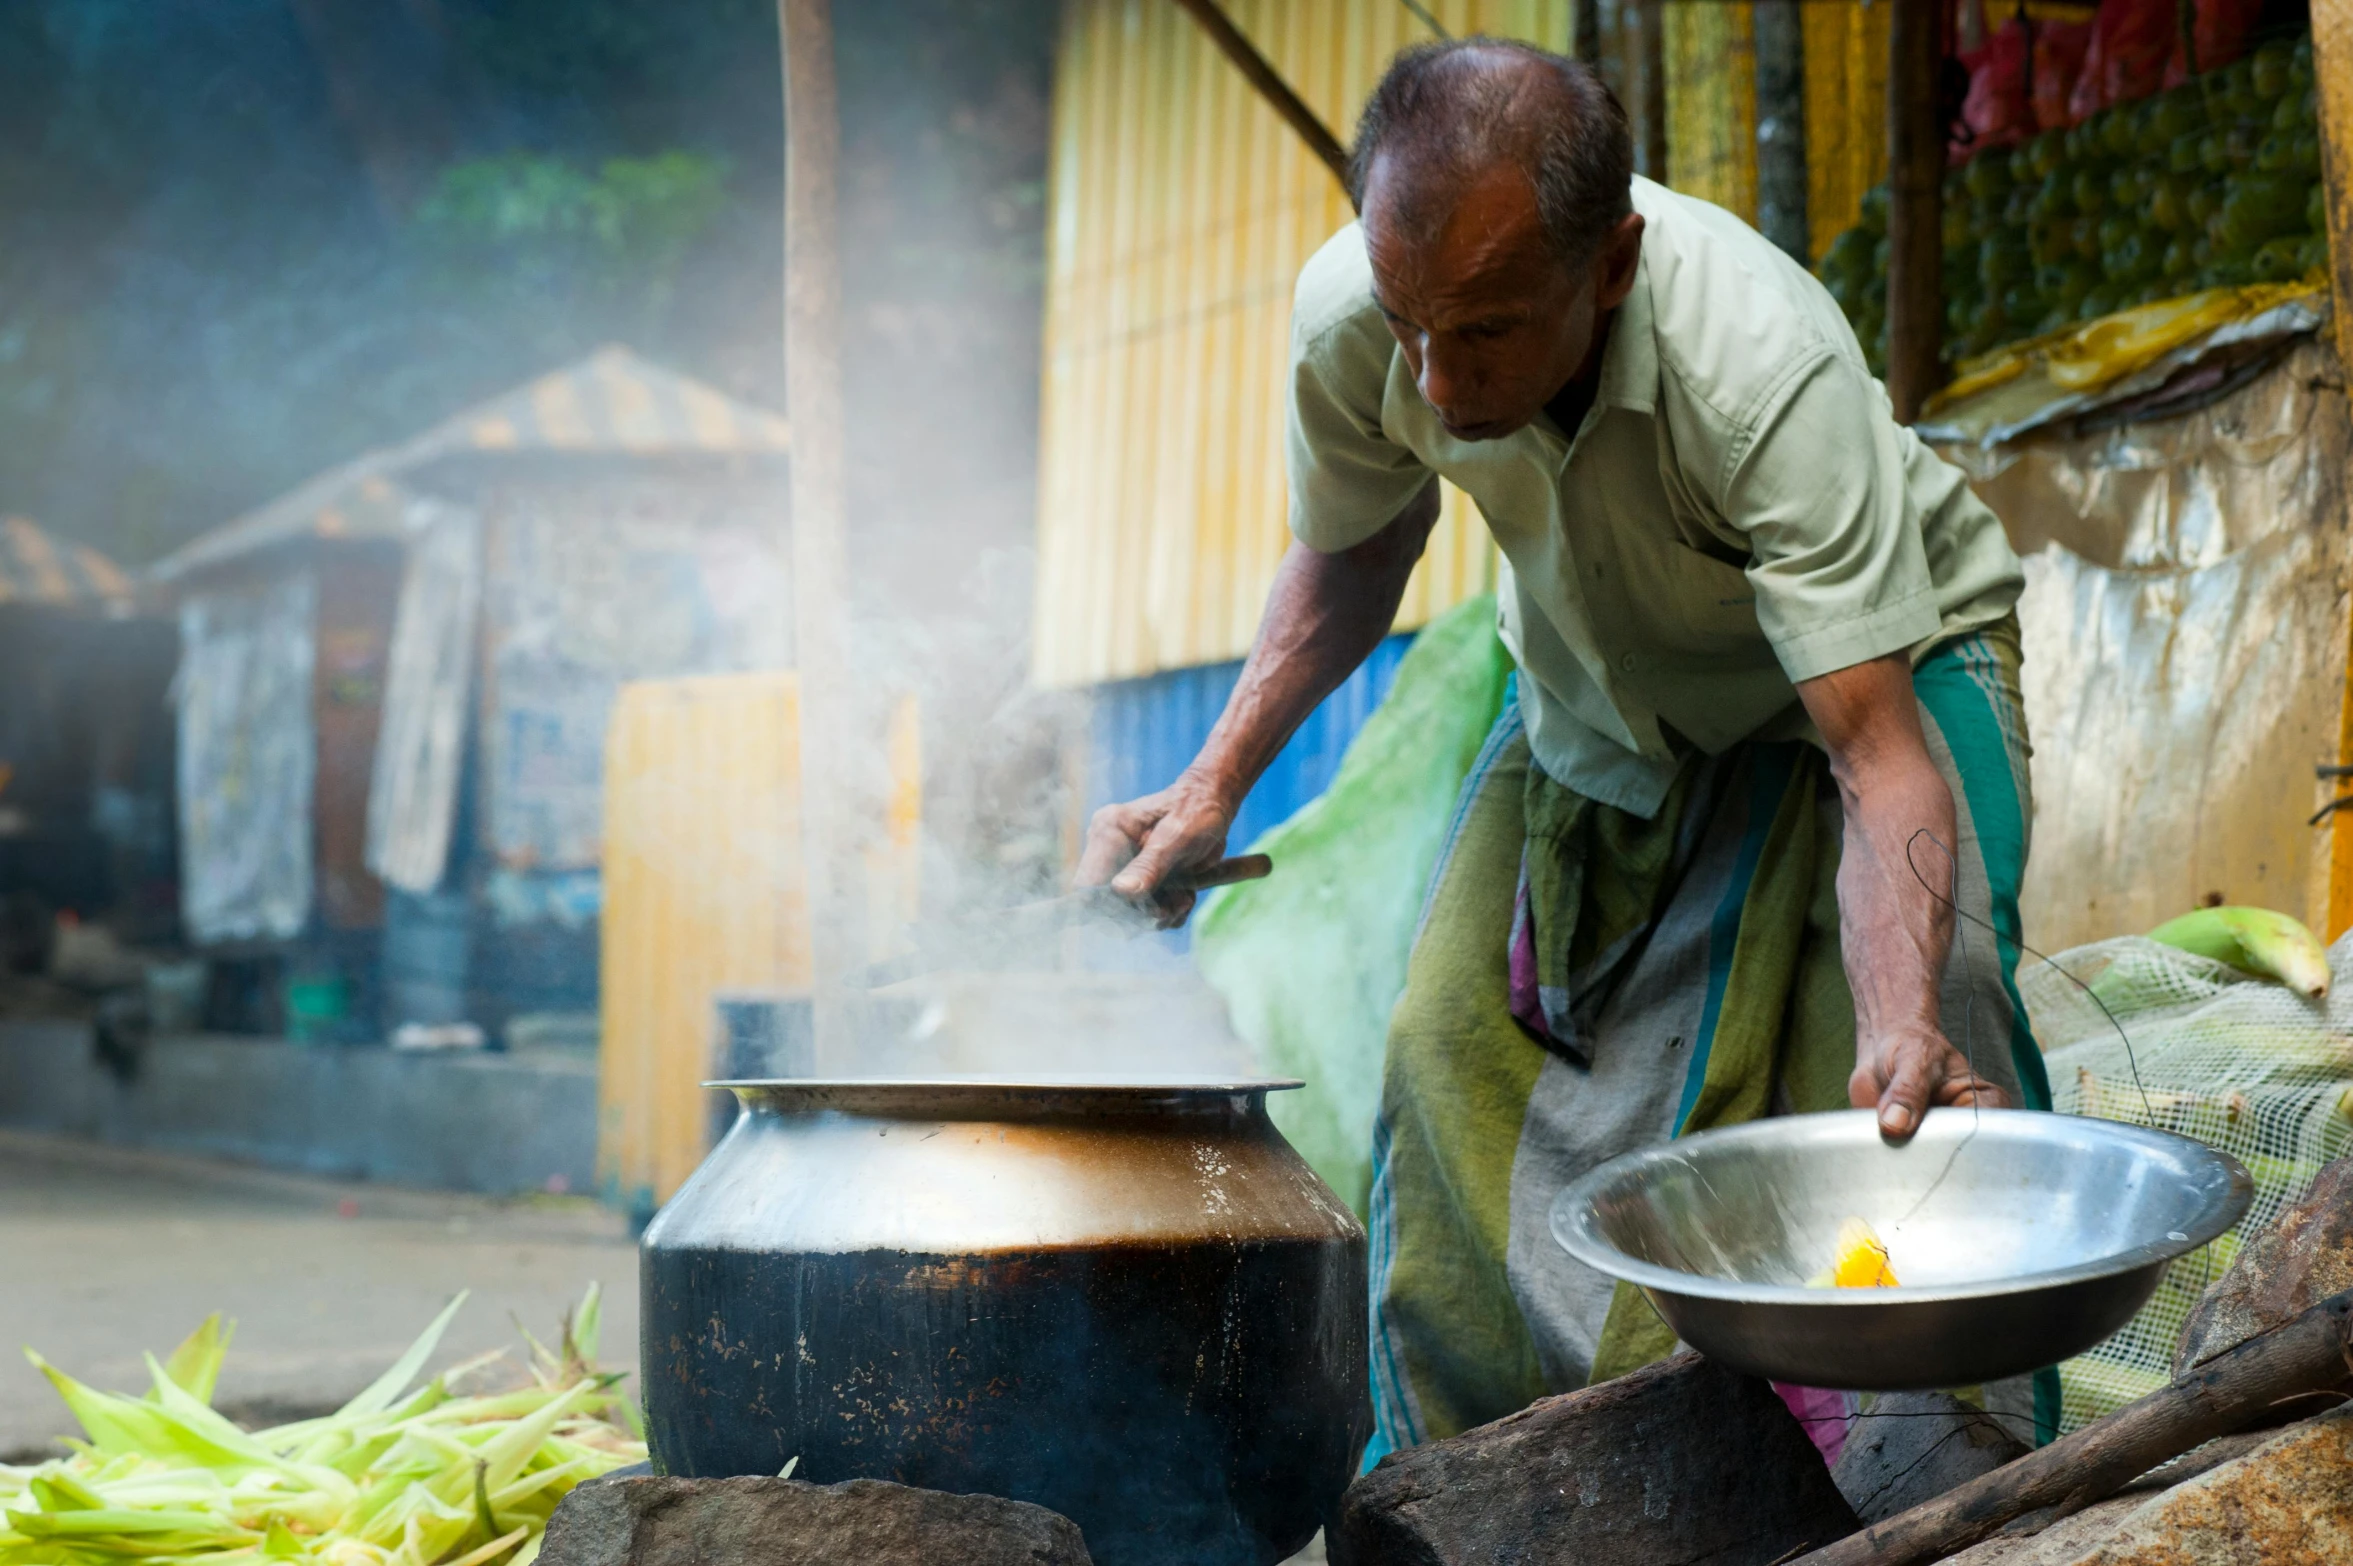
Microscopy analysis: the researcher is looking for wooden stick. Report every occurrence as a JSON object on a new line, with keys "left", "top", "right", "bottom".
{"left": 1883, "top": 0, "right": 1945, "bottom": 422}
{"left": 1170, "top": 0, "right": 1352, "bottom": 186}
{"left": 778, "top": 0, "right": 855, "bottom": 1065}
{"left": 1790, "top": 1288, "right": 2353, "bottom": 1566}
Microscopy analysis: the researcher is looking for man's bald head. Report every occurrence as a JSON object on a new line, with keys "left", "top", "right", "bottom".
{"left": 1348, "top": 39, "right": 1633, "bottom": 275}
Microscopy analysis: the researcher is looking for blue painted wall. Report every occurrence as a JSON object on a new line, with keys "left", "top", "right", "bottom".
{"left": 1083, "top": 634, "right": 1413, "bottom": 956}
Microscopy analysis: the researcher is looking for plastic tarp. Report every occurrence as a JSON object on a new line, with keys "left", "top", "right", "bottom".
{"left": 1942, "top": 337, "right": 2351, "bottom": 954}
{"left": 366, "top": 497, "right": 480, "bottom": 894}
{"left": 1917, "top": 283, "right": 2329, "bottom": 449}
{"left": 1193, "top": 596, "right": 1512, "bottom": 1212}
{"left": 176, "top": 572, "right": 317, "bottom": 943}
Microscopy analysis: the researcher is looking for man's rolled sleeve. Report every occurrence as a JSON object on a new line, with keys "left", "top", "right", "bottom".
{"left": 1285, "top": 323, "right": 1431, "bottom": 553}
{"left": 1723, "top": 352, "right": 1943, "bottom": 685}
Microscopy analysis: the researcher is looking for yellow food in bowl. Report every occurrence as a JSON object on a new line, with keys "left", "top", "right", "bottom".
{"left": 1809, "top": 1217, "right": 1899, "bottom": 1289}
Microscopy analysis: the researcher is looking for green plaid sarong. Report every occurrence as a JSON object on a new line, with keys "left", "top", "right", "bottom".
{"left": 1361, "top": 619, "right": 2054, "bottom": 1464}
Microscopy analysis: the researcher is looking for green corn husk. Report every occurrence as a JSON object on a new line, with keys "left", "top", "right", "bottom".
{"left": 0, "top": 1287, "right": 643, "bottom": 1565}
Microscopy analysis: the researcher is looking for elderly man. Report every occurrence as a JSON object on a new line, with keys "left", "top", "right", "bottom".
{"left": 1078, "top": 40, "right": 2054, "bottom": 1455}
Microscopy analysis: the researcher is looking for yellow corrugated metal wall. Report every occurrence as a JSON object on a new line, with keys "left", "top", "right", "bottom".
{"left": 1801, "top": 0, "right": 1890, "bottom": 263}
{"left": 1664, "top": 3, "right": 1756, "bottom": 222}
{"left": 1033, "top": 0, "right": 1568, "bottom": 688}
{"left": 1032, "top": 2, "right": 1896, "bottom": 685}
{"left": 597, "top": 673, "right": 921, "bottom": 1210}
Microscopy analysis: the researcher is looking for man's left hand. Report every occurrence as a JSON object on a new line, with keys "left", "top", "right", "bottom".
{"left": 1849, "top": 1023, "right": 2008, "bottom": 1139}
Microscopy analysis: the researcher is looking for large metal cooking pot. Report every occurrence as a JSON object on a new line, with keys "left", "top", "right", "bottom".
{"left": 641, "top": 1078, "right": 1368, "bottom": 1566}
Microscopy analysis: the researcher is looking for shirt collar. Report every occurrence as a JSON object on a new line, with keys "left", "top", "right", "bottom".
{"left": 1594, "top": 234, "right": 1658, "bottom": 417}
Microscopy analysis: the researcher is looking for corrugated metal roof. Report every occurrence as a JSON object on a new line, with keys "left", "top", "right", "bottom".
{"left": 0, "top": 516, "right": 134, "bottom": 611}
{"left": 154, "top": 345, "right": 789, "bottom": 583}
{"left": 1030, "top": 0, "right": 1562, "bottom": 688}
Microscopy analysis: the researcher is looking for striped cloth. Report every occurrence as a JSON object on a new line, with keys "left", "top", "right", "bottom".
{"left": 1362, "top": 617, "right": 2057, "bottom": 1467}
{"left": 0, "top": 517, "right": 132, "bottom": 610}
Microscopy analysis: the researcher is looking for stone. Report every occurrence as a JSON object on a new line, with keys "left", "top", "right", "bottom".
{"left": 2065, "top": 1401, "right": 2353, "bottom": 1565}
{"left": 1830, "top": 1391, "right": 2031, "bottom": 1525}
{"left": 1327, "top": 1352, "right": 1858, "bottom": 1566}
{"left": 2176, "top": 1155, "right": 2353, "bottom": 1375}
{"left": 537, "top": 1474, "right": 1094, "bottom": 1566}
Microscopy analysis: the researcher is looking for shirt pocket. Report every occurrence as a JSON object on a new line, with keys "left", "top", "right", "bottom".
{"left": 1656, "top": 544, "right": 1773, "bottom": 660}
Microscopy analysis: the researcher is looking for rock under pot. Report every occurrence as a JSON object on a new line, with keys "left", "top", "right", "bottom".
{"left": 640, "top": 1078, "right": 1368, "bottom": 1566}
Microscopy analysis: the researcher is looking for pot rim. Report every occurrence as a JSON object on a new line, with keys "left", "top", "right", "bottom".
{"left": 709, "top": 1076, "right": 1305, "bottom": 1117}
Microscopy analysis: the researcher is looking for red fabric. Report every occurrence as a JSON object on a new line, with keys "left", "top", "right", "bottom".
{"left": 2067, "top": 0, "right": 2176, "bottom": 121}
{"left": 1960, "top": 17, "right": 2036, "bottom": 151}
{"left": 2164, "top": 0, "right": 2264, "bottom": 86}
{"left": 2033, "top": 19, "right": 2094, "bottom": 129}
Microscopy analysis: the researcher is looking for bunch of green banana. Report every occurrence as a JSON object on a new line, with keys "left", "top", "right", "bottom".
{"left": 2147, "top": 905, "right": 2332, "bottom": 999}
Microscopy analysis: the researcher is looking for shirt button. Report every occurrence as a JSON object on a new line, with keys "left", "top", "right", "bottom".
{"left": 1620, "top": 652, "right": 1638, "bottom": 672}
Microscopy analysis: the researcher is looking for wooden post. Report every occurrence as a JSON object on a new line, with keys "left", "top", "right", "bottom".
{"left": 2312, "top": 0, "right": 2353, "bottom": 938}
{"left": 779, "top": 0, "right": 855, "bottom": 1064}
{"left": 1753, "top": 0, "right": 1808, "bottom": 263}
{"left": 1885, "top": 0, "right": 1945, "bottom": 421}
{"left": 1573, "top": 0, "right": 1600, "bottom": 65}
{"left": 1631, "top": 1, "right": 1668, "bottom": 185}
{"left": 1171, "top": 0, "right": 1352, "bottom": 185}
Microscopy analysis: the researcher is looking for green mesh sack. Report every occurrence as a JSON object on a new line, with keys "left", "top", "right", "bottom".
{"left": 2025, "top": 931, "right": 2353, "bottom": 1431}
{"left": 1194, "top": 594, "right": 1510, "bottom": 1214}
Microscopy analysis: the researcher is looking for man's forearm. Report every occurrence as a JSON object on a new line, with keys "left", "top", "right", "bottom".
{"left": 1185, "top": 485, "right": 1439, "bottom": 807}
{"left": 1799, "top": 651, "right": 2001, "bottom": 1133}
{"left": 1834, "top": 754, "right": 1957, "bottom": 1049}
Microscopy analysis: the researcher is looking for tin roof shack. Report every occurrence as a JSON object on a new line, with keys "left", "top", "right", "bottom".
{"left": 0, "top": 518, "right": 177, "bottom": 987}
{"left": 154, "top": 347, "right": 791, "bottom": 1046}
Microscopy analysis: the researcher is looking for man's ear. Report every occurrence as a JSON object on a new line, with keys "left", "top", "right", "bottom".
{"left": 1592, "top": 213, "right": 1645, "bottom": 312}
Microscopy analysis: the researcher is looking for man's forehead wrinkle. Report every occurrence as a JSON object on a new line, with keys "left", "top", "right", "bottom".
{"left": 1364, "top": 160, "right": 1548, "bottom": 321}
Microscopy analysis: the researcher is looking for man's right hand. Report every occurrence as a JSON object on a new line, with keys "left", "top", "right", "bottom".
{"left": 1076, "top": 771, "right": 1238, "bottom": 929}
{"left": 1071, "top": 492, "right": 1438, "bottom": 929}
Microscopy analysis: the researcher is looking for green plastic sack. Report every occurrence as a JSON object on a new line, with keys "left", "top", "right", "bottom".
{"left": 1193, "top": 595, "right": 1510, "bottom": 1214}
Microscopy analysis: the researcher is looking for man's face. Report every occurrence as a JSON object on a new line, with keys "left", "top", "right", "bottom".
{"left": 1363, "top": 159, "right": 1642, "bottom": 442}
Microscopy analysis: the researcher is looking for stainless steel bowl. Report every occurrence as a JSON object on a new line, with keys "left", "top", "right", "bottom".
{"left": 1550, "top": 1109, "right": 2251, "bottom": 1391}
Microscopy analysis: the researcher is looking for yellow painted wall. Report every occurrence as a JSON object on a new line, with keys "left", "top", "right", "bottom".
{"left": 1032, "top": 0, "right": 1568, "bottom": 688}
{"left": 597, "top": 673, "right": 921, "bottom": 1210}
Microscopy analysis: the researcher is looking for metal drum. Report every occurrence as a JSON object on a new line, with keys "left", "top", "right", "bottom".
{"left": 641, "top": 1078, "right": 1368, "bottom": 1566}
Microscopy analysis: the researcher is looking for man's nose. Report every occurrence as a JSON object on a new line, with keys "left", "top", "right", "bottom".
{"left": 1417, "top": 342, "right": 1474, "bottom": 421}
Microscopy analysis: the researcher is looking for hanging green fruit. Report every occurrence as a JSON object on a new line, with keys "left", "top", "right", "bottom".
{"left": 2251, "top": 236, "right": 2306, "bottom": 282}
{"left": 1964, "top": 148, "right": 2013, "bottom": 202}
{"left": 2220, "top": 173, "right": 2312, "bottom": 249}
{"left": 2251, "top": 40, "right": 2295, "bottom": 102}
{"left": 2150, "top": 176, "right": 2189, "bottom": 233}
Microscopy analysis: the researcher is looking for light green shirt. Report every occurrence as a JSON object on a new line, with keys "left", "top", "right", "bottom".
{"left": 1285, "top": 176, "right": 2023, "bottom": 816}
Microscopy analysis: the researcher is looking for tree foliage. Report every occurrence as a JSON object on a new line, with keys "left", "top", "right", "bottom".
{"left": 0, "top": 0, "right": 1054, "bottom": 570}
